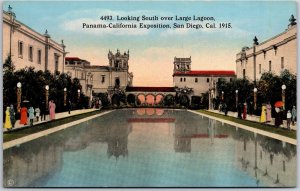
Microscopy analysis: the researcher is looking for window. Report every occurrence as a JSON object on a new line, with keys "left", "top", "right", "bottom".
{"left": 195, "top": 78, "right": 198, "bottom": 83}
{"left": 177, "top": 65, "right": 179, "bottom": 69}
{"left": 259, "top": 64, "right": 261, "bottom": 74}
{"left": 28, "top": 46, "right": 33, "bottom": 61}
{"left": 243, "top": 69, "right": 246, "bottom": 79}
{"left": 101, "top": 75, "right": 105, "bottom": 83}
{"left": 263, "top": 51, "right": 266, "bottom": 59}
{"left": 187, "top": 65, "right": 189, "bottom": 69}
{"left": 18, "top": 41, "right": 23, "bottom": 58}
{"left": 54, "top": 54, "right": 59, "bottom": 73}
{"left": 38, "top": 50, "right": 42, "bottom": 64}
{"left": 81, "top": 72, "right": 84, "bottom": 79}
{"left": 180, "top": 78, "right": 182, "bottom": 82}
{"left": 207, "top": 78, "right": 209, "bottom": 83}
{"left": 230, "top": 78, "right": 232, "bottom": 82}
{"left": 281, "top": 57, "right": 284, "bottom": 69}
{"left": 184, "top": 78, "right": 186, "bottom": 82}
{"left": 269, "top": 61, "right": 272, "bottom": 72}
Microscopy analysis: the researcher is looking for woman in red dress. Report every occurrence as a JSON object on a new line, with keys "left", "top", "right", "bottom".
{"left": 19, "top": 106, "right": 28, "bottom": 125}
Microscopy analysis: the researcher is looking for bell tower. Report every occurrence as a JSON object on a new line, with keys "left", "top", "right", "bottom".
{"left": 108, "top": 49, "right": 129, "bottom": 70}
{"left": 173, "top": 56, "right": 191, "bottom": 73}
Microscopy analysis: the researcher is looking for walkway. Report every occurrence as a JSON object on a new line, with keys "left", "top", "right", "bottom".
{"left": 209, "top": 109, "right": 297, "bottom": 131}
{"left": 3, "top": 108, "right": 99, "bottom": 132}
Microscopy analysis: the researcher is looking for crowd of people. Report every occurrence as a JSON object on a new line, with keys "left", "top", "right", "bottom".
{"left": 4, "top": 100, "right": 58, "bottom": 130}
{"left": 220, "top": 101, "right": 296, "bottom": 130}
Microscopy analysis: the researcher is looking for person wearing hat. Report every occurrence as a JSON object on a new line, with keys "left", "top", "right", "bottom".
{"left": 287, "top": 110, "right": 292, "bottom": 130}
{"left": 291, "top": 106, "right": 296, "bottom": 125}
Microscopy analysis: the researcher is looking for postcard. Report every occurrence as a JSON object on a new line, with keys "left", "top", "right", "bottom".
{"left": 2, "top": 0, "right": 297, "bottom": 188}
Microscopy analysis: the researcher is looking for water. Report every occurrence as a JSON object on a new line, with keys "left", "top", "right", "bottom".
{"left": 3, "top": 108, "right": 297, "bottom": 187}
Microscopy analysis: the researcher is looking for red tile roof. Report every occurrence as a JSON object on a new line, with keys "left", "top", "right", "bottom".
{"left": 174, "top": 70, "right": 235, "bottom": 76}
{"left": 126, "top": 86, "right": 175, "bottom": 92}
{"left": 66, "top": 57, "right": 81, "bottom": 61}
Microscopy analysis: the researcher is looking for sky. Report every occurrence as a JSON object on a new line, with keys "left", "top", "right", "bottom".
{"left": 2, "top": 1, "right": 297, "bottom": 86}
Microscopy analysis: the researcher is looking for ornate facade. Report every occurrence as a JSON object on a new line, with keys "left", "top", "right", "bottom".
{"left": 64, "top": 50, "right": 134, "bottom": 98}
{"left": 236, "top": 15, "right": 297, "bottom": 82}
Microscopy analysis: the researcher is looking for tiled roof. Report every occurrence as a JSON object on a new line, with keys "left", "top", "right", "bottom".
{"left": 126, "top": 86, "right": 175, "bottom": 92}
{"left": 174, "top": 70, "right": 235, "bottom": 76}
{"left": 66, "top": 57, "right": 81, "bottom": 61}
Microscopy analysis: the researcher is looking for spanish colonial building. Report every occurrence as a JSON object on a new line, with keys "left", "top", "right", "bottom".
{"left": 64, "top": 50, "right": 134, "bottom": 97}
{"left": 173, "top": 57, "right": 236, "bottom": 96}
{"left": 236, "top": 15, "right": 297, "bottom": 82}
{"left": 2, "top": 6, "right": 66, "bottom": 74}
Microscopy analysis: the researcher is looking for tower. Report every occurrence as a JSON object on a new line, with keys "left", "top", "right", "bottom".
{"left": 173, "top": 56, "right": 191, "bottom": 73}
{"left": 108, "top": 49, "right": 129, "bottom": 70}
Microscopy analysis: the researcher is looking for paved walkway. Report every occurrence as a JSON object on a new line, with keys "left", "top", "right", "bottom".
{"left": 3, "top": 108, "right": 99, "bottom": 132}
{"left": 209, "top": 109, "right": 297, "bottom": 131}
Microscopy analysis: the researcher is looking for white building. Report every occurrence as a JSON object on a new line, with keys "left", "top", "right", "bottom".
{"left": 2, "top": 6, "right": 66, "bottom": 74}
{"left": 236, "top": 15, "right": 297, "bottom": 82}
{"left": 173, "top": 57, "right": 236, "bottom": 96}
{"left": 64, "top": 50, "right": 134, "bottom": 97}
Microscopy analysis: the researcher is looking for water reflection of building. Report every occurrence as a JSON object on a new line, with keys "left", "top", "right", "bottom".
{"left": 234, "top": 129, "right": 297, "bottom": 187}
{"left": 106, "top": 122, "right": 132, "bottom": 159}
{"left": 174, "top": 117, "right": 228, "bottom": 153}
{"left": 3, "top": 139, "right": 64, "bottom": 187}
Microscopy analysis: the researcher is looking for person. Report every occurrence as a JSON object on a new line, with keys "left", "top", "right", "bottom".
{"left": 287, "top": 110, "right": 292, "bottom": 130}
{"left": 260, "top": 104, "right": 267, "bottom": 123}
{"left": 291, "top": 106, "right": 296, "bottom": 125}
{"left": 223, "top": 103, "right": 228, "bottom": 116}
{"left": 243, "top": 102, "right": 247, "bottom": 119}
{"left": 40, "top": 101, "right": 46, "bottom": 121}
{"left": 35, "top": 107, "right": 40, "bottom": 122}
{"left": 99, "top": 99, "right": 102, "bottom": 109}
{"left": 266, "top": 102, "right": 272, "bottom": 122}
{"left": 4, "top": 107, "right": 12, "bottom": 130}
{"left": 274, "top": 107, "right": 281, "bottom": 127}
{"left": 9, "top": 104, "right": 16, "bottom": 128}
{"left": 20, "top": 105, "right": 28, "bottom": 125}
{"left": 237, "top": 103, "right": 242, "bottom": 119}
{"left": 49, "top": 100, "right": 56, "bottom": 120}
{"left": 249, "top": 101, "right": 254, "bottom": 115}
{"left": 28, "top": 106, "right": 35, "bottom": 126}
{"left": 68, "top": 100, "right": 72, "bottom": 114}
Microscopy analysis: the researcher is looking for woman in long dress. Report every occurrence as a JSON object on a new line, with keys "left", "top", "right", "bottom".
{"left": 20, "top": 106, "right": 28, "bottom": 125}
{"left": 242, "top": 102, "right": 247, "bottom": 119}
{"left": 49, "top": 100, "right": 56, "bottom": 120}
{"left": 9, "top": 104, "right": 16, "bottom": 128}
{"left": 260, "top": 104, "right": 267, "bottom": 123}
{"left": 266, "top": 102, "right": 272, "bottom": 122}
{"left": 4, "top": 107, "right": 12, "bottom": 129}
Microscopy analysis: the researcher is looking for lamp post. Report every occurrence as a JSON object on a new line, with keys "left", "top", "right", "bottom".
{"left": 45, "top": 85, "right": 49, "bottom": 108}
{"left": 221, "top": 91, "right": 224, "bottom": 101}
{"left": 253, "top": 88, "right": 257, "bottom": 110}
{"left": 235, "top": 90, "right": 238, "bottom": 109}
{"left": 17, "top": 82, "right": 22, "bottom": 112}
{"left": 64, "top": 88, "right": 67, "bottom": 106}
{"left": 281, "top": 84, "right": 286, "bottom": 110}
{"left": 77, "top": 89, "right": 80, "bottom": 101}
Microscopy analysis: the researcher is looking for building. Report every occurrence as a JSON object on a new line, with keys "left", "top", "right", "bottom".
{"left": 64, "top": 50, "right": 134, "bottom": 98}
{"left": 173, "top": 57, "right": 236, "bottom": 96}
{"left": 3, "top": 6, "right": 66, "bottom": 74}
{"left": 236, "top": 15, "right": 297, "bottom": 82}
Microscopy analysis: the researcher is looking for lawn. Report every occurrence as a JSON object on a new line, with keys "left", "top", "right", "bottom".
{"left": 197, "top": 110, "right": 296, "bottom": 139}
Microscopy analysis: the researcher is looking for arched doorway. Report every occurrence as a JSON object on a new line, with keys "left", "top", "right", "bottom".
{"left": 164, "top": 94, "right": 175, "bottom": 106}
{"left": 145, "top": 94, "right": 155, "bottom": 106}
{"left": 137, "top": 94, "right": 145, "bottom": 106}
{"left": 127, "top": 94, "right": 136, "bottom": 105}
{"left": 155, "top": 94, "right": 164, "bottom": 105}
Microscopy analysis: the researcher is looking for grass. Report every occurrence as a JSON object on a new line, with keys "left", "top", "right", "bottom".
{"left": 196, "top": 110, "right": 297, "bottom": 139}
{"left": 3, "top": 109, "right": 106, "bottom": 142}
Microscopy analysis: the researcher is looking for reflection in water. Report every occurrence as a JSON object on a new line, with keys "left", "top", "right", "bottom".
{"left": 3, "top": 109, "right": 297, "bottom": 187}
